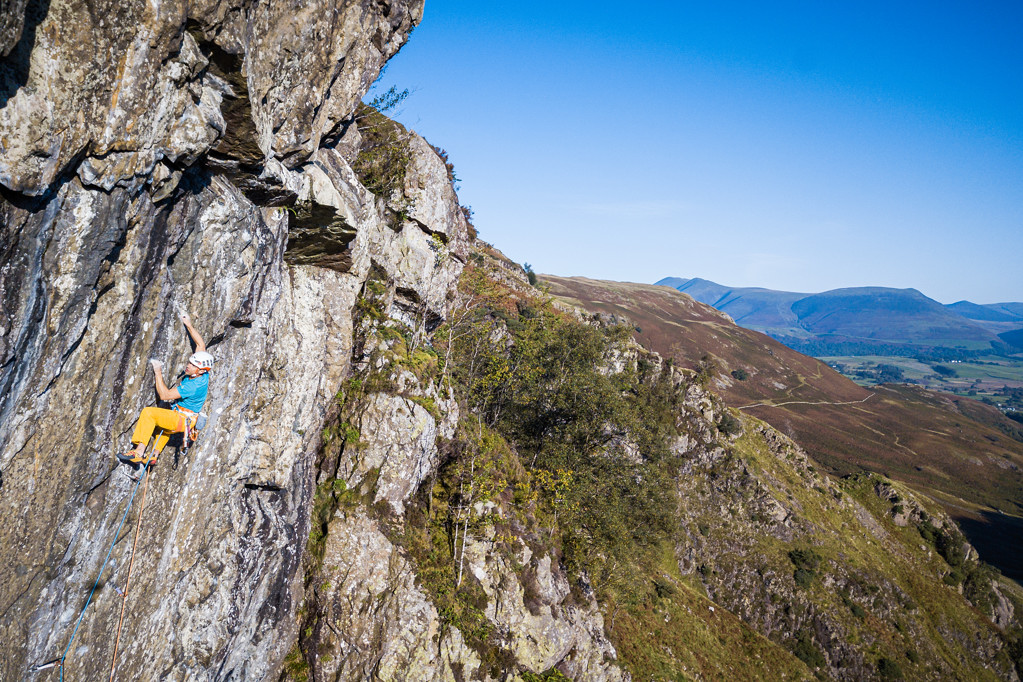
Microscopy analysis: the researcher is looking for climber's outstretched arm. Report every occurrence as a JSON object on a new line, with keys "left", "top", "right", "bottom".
{"left": 180, "top": 313, "right": 206, "bottom": 352}
{"left": 150, "top": 361, "right": 181, "bottom": 402}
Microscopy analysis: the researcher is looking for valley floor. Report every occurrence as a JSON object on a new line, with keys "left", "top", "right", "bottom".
{"left": 822, "top": 354, "right": 1023, "bottom": 414}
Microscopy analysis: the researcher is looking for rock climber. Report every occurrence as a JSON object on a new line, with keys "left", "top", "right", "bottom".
{"left": 118, "top": 313, "right": 214, "bottom": 465}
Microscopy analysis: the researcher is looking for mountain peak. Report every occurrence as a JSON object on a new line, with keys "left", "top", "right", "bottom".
{"left": 659, "top": 277, "right": 1001, "bottom": 350}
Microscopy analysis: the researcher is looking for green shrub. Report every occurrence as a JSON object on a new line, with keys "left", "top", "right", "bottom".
{"left": 877, "top": 657, "right": 904, "bottom": 679}
{"left": 282, "top": 644, "right": 310, "bottom": 682}
{"left": 789, "top": 548, "right": 821, "bottom": 589}
{"left": 943, "top": 569, "right": 964, "bottom": 586}
{"left": 794, "top": 568, "right": 815, "bottom": 589}
{"left": 353, "top": 102, "right": 416, "bottom": 220}
{"left": 1007, "top": 628, "right": 1023, "bottom": 678}
{"left": 458, "top": 296, "right": 678, "bottom": 589}
{"left": 653, "top": 577, "right": 677, "bottom": 599}
{"left": 917, "top": 519, "right": 938, "bottom": 544}
{"left": 717, "top": 412, "right": 743, "bottom": 437}
{"left": 789, "top": 548, "right": 822, "bottom": 571}
{"left": 695, "top": 355, "right": 717, "bottom": 387}
{"left": 792, "top": 630, "right": 826, "bottom": 670}
{"left": 523, "top": 262, "right": 538, "bottom": 286}
{"left": 963, "top": 565, "right": 996, "bottom": 611}
{"left": 731, "top": 368, "right": 749, "bottom": 381}
{"left": 935, "top": 530, "right": 965, "bottom": 568}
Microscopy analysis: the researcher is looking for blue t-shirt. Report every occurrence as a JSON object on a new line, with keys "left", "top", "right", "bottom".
{"left": 175, "top": 373, "right": 209, "bottom": 413}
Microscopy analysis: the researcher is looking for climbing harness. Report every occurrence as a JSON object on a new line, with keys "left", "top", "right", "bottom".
{"left": 29, "top": 430, "right": 164, "bottom": 680}
{"left": 172, "top": 405, "right": 207, "bottom": 450}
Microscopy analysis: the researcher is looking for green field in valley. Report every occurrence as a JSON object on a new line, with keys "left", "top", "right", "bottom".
{"left": 822, "top": 354, "right": 1023, "bottom": 407}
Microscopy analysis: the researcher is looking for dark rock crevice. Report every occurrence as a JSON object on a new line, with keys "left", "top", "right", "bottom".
{"left": 0, "top": 0, "right": 50, "bottom": 103}
{"left": 283, "top": 202, "right": 359, "bottom": 273}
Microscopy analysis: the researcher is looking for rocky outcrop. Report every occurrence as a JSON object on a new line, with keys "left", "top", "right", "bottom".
{"left": 0, "top": 2, "right": 635, "bottom": 680}
{"left": 462, "top": 536, "right": 626, "bottom": 681}
{"left": 673, "top": 412, "right": 1020, "bottom": 681}
{"left": 0, "top": 0, "right": 422, "bottom": 194}
{"left": 303, "top": 509, "right": 484, "bottom": 680}
{"left": 286, "top": 288, "right": 632, "bottom": 679}
{"left": 0, "top": 134, "right": 469, "bottom": 679}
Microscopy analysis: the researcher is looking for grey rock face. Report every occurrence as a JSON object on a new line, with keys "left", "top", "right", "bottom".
{"left": 341, "top": 390, "right": 449, "bottom": 516}
{"left": 310, "top": 510, "right": 484, "bottom": 681}
{"left": 463, "top": 536, "right": 627, "bottom": 681}
{"left": 1, "top": 2, "right": 632, "bottom": 679}
{"left": 0, "top": 0, "right": 422, "bottom": 194}
{"left": 0, "top": 2, "right": 451, "bottom": 679}
{"left": 0, "top": 132, "right": 468, "bottom": 678}
{"left": 0, "top": 0, "right": 32, "bottom": 57}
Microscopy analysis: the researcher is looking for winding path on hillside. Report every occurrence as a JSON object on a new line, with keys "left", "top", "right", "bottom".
{"left": 737, "top": 393, "right": 876, "bottom": 410}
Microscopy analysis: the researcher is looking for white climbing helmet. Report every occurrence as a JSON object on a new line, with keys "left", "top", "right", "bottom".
{"left": 188, "top": 351, "right": 215, "bottom": 371}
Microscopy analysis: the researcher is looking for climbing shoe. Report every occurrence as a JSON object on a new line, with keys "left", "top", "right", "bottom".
{"left": 117, "top": 450, "right": 155, "bottom": 465}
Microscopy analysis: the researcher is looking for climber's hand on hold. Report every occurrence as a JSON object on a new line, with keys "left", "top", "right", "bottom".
{"left": 180, "top": 311, "right": 206, "bottom": 352}
{"left": 150, "top": 360, "right": 177, "bottom": 401}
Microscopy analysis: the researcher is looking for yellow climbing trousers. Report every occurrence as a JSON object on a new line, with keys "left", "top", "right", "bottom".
{"left": 131, "top": 406, "right": 186, "bottom": 454}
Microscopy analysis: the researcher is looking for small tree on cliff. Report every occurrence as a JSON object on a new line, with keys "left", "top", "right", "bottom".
{"left": 523, "top": 263, "right": 538, "bottom": 286}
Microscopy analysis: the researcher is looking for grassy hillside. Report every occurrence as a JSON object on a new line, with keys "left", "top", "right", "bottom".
{"left": 678, "top": 418, "right": 1022, "bottom": 681}
{"left": 542, "top": 275, "right": 1023, "bottom": 584}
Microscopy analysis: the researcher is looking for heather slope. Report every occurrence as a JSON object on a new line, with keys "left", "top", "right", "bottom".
{"left": 399, "top": 255, "right": 1023, "bottom": 681}
{"left": 543, "top": 275, "right": 1023, "bottom": 583}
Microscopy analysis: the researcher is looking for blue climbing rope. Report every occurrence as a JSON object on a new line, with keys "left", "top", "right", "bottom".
{"left": 51, "top": 460, "right": 152, "bottom": 681}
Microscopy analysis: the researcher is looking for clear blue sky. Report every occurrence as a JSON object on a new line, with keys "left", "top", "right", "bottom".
{"left": 370, "top": 1, "right": 1023, "bottom": 304}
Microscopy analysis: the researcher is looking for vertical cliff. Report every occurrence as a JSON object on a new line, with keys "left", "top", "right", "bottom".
{"left": 0, "top": 1, "right": 457, "bottom": 679}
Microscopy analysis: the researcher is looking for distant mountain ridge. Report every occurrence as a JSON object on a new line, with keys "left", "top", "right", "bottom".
{"left": 658, "top": 277, "right": 807, "bottom": 333}
{"left": 656, "top": 277, "right": 1023, "bottom": 356}
{"left": 947, "top": 300, "right": 1023, "bottom": 323}
{"left": 947, "top": 300, "right": 1023, "bottom": 338}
